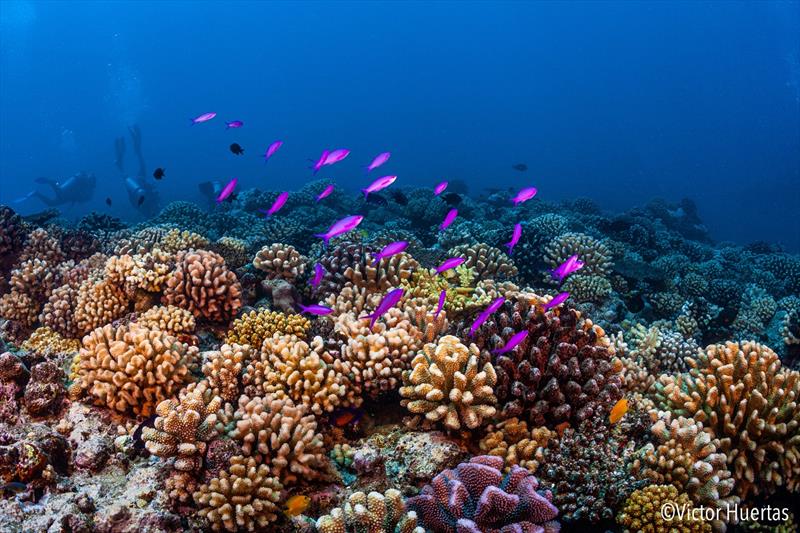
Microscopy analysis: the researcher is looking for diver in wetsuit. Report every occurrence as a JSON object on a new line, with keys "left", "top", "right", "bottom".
{"left": 14, "top": 172, "right": 97, "bottom": 208}
{"left": 115, "top": 124, "right": 161, "bottom": 217}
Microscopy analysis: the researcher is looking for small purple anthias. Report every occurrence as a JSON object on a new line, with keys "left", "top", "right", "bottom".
{"left": 190, "top": 112, "right": 216, "bottom": 125}
{"left": 373, "top": 241, "right": 408, "bottom": 265}
{"left": 542, "top": 292, "right": 570, "bottom": 311}
{"left": 492, "top": 330, "right": 528, "bottom": 355}
{"left": 505, "top": 223, "right": 522, "bottom": 255}
{"left": 259, "top": 191, "right": 288, "bottom": 217}
{"left": 434, "top": 289, "right": 446, "bottom": 319}
{"left": 225, "top": 120, "right": 244, "bottom": 129}
{"left": 309, "top": 263, "right": 325, "bottom": 288}
{"left": 510, "top": 187, "right": 537, "bottom": 206}
{"left": 362, "top": 175, "right": 397, "bottom": 199}
{"left": 360, "top": 288, "right": 404, "bottom": 329}
{"left": 263, "top": 140, "right": 283, "bottom": 162}
{"left": 434, "top": 181, "right": 448, "bottom": 196}
{"left": 216, "top": 178, "right": 237, "bottom": 203}
{"left": 324, "top": 148, "right": 350, "bottom": 166}
{"left": 469, "top": 297, "right": 506, "bottom": 336}
{"left": 312, "top": 150, "right": 330, "bottom": 175}
{"left": 435, "top": 256, "right": 465, "bottom": 275}
{"left": 550, "top": 254, "right": 584, "bottom": 284}
{"left": 316, "top": 184, "right": 335, "bottom": 202}
{"left": 298, "top": 304, "right": 333, "bottom": 316}
{"left": 366, "top": 152, "right": 391, "bottom": 172}
{"left": 315, "top": 215, "right": 364, "bottom": 245}
{"left": 439, "top": 209, "right": 458, "bottom": 231}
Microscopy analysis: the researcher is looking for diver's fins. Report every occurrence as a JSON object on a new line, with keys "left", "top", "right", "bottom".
{"left": 12, "top": 191, "right": 36, "bottom": 203}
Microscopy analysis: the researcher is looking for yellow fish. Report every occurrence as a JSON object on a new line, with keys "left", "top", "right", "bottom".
{"left": 283, "top": 494, "right": 311, "bottom": 517}
{"left": 609, "top": 398, "right": 629, "bottom": 424}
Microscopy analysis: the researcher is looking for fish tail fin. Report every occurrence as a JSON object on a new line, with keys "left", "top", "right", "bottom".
{"left": 504, "top": 242, "right": 514, "bottom": 255}
{"left": 189, "top": 118, "right": 196, "bottom": 125}
{"left": 297, "top": 304, "right": 308, "bottom": 314}
{"left": 12, "top": 191, "right": 35, "bottom": 204}
{"left": 361, "top": 189, "right": 369, "bottom": 199}
{"left": 314, "top": 233, "right": 330, "bottom": 246}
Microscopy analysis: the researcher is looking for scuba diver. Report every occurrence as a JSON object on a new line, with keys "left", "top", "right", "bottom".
{"left": 115, "top": 124, "right": 161, "bottom": 217}
{"left": 14, "top": 172, "right": 97, "bottom": 208}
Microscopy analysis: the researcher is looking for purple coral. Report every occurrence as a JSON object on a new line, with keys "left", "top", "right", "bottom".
{"left": 406, "top": 455, "right": 560, "bottom": 533}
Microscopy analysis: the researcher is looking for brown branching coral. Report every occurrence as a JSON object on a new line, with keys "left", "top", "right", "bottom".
{"left": 162, "top": 249, "right": 242, "bottom": 322}
{"left": 193, "top": 454, "right": 283, "bottom": 532}
{"left": 19, "top": 228, "right": 64, "bottom": 264}
{"left": 225, "top": 309, "right": 310, "bottom": 347}
{"left": 447, "top": 242, "right": 518, "bottom": 279}
{"left": 39, "top": 284, "right": 80, "bottom": 338}
{"left": 400, "top": 335, "right": 497, "bottom": 431}
{"left": 478, "top": 417, "right": 555, "bottom": 474}
{"left": 315, "top": 489, "right": 423, "bottom": 533}
{"left": 105, "top": 250, "right": 173, "bottom": 296}
{"left": 0, "top": 289, "right": 39, "bottom": 327}
{"left": 137, "top": 304, "right": 196, "bottom": 337}
{"left": 617, "top": 484, "right": 711, "bottom": 533}
{"left": 211, "top": 236, "right": 249, "bottom": 269}
{"left": 253, "top": 243, "right": 307, "bottom": 281}
{"left": 229, "top": 394, "right": 327, "bottom": 485}
{"left": 344, "top": 252, "right": 419, "bottom": 294}
{"left": 543, "top": 232, "right": 613, "bottom": 277}
{"left": 202, "top": 343, "right": 253, "bottom": 402}
{"left": 69, "top": 323, "right": 197, "bottom": 416}
{"left": 654, "top": 341, "right": 800, "bottom": 499}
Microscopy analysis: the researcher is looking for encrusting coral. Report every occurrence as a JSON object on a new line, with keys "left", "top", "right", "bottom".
{"left": 315, "top": 489, "right": 424, "bottom": 533}
{"left": 253, "top": 242, "right": 307, "bottom": 281}
{"left": 225, "top": 308, "right": 311, "bottom": 347}
{"left": 617, "top": 484, "right": 711, "bottom": 533}
{"left": 162, "top": 249, "right": 242, "bottom": 322}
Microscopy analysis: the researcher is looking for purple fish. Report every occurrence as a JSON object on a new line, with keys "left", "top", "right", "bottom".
{"left": 225, "top": 120, "right": 244, "bottom": 129}
{"left": 324, "top": 149, "right": 350, "bottom": 166}
{"left": 315, "top": 215, "right": 364, "bottom": 245}
{"left": 216, "top": 178, "right": 237, "bottom": 203}
{"left": 309, "top": 263, "right": 325, "bottom": 288}
{"left": 511, "top": 187, "right": 538, "bottom": 206}
{"left": 298, "top": 304, "right": 333, "bottom": 316}
{"left": 435, "top": 256, "right": 465, "bottom": 275}
{"left": 434, "top": 181, "right": 448, "bottom": 195}
{"left": 469, "top": 297, "right": 506, "bottom": 336}
{"left": 263, "top": 140, "right": 283, "bottom": 162}
{"left": 190, "top": 112, "right": 217, "bottom": 125}
{"left": 312, "top": 150, "right": 330, "bottom": 174}
{"left": 259, "top": 192, "right": 288, "bottom": 217}
{"left": 439, "top": 209, "right": 458, "bottom": 231}
{"left": 542, "top": 292, "right": 570, "bottom": 311}
{"left": 360, "top": 288, "right": 404, "bottom": 329}
{"left": 492, "top": 330, "right": 528, "bottom": 355}
{"left": 505, "top": 223, "right": 522, "bottom": 255}
{"left": 373, "top": 241, "right": 408, "bottom": 265}
{"left": 550, "top": 254, "right": 584, "bottom": 283}
{"left": 316, "top": 184, "right": 335, "bottom": 202}
{"left": 434, "top": 289, "right": 446, "bottom": 319}
{"left": 362, "top": 175, "right": 397, "bottom": 199}
{"left": 366, "top": 152, "right": 391, "bottom": 172}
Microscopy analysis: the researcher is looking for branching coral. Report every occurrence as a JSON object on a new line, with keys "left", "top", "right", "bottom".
{"left": 654, "top": 341, "right": 800, "bottom": 499}
{"left": 20, "top": 326, "right": 80, "bottom": 355}
{"left": 162, "top": 249, "right": 242, "bottom": 322}
{"left": 399, "top": 335, "right": 497, "bottom": 431}
{"left": 137, "top": 304, "right": 196, "bottom": 337}
{"left": 69, "top": 323, "right": 197, "bottom": 416}
{"left": 447, "top": 243, "right": 518, "bottom": 279}
{"left": 562, "top": 274, "right": 612, "bottom": 302}
{"left": 211, "top": 236, "right": 249, "bottom": 269}
{"left": 344, "top": 252, "right": 419, "bottom": 294}
{"left": 406, "top": 455, "right": 560, "bottom": 533}
{"left": 315, "top": 490, "right": 423, "bottom": 533}
{"left": 543, "top": 232, "right": 612, "bottom": 277}
{"left": 617, "top": 484, "right": 711, "bottom": 533}
{"left": 225, "top": 309, "right": 310, "bottom": 347}
{"left": 74, "top": 276, "right": 130, "bottom": 335}
{"left": 479, "top": 418, "right": 555, "bottom": 474}
{"left": 105, "top": 250, "right": 173, "bottom": 296}
{"left": 202, "top": 343, "right": 253, "bottom": 402}
{"left": 159, "top": 228, "right": 209, "bottom": 254}
{"left": 253, "top": 243, "right": 307, "bottom": 281}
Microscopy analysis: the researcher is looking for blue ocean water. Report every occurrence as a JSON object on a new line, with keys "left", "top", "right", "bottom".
{"left": 1, "top": 1, "right": 798, "bottom": 249}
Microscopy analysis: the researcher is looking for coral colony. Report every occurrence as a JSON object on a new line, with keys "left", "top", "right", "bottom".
{"left": 0, "top": 180, "right": 799, "bottom": 532}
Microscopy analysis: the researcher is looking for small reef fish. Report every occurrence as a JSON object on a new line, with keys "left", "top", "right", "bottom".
{"left": 316, "top": 184, "right": 335, "bottom": 202}
{"left": 550, "top": 254, "right": 584, "bottom": 284}
{"left": 259, "top": 192, "right": 288, "bottom": 217}
{"left": 441, "top": 192, "right": 462, "bottom": 206}
{"left": 492, "top": 330, "right": 528, "bottom": 355}
{"left": 230, "top": 143, "right": 245, "bottom": 155}
{"left": 366, "top": 152, "right": 391, "bottom": 172}
{"left": 434, "top": 181, "right": 448, "bottom": 195}
{"left": 439, "top": 208, "right": 458, "bottom": 231}
{"left": 542, "top": 292, "right": 570, "bottom": 312}
{"left": 505, "top": 223, "right": 522, "bottom": 255}
{"left": 512, "top": 163, "right": 528, "bottom": 172}
{"left": 435, "top": 256, "right": 465, "bottom": 275}
{"left": 0, "top": 482, "right": 28, "bottom": 494}
{"left": 298, "top": 304, "right": 333, "bottom": 316}
{"left": 225, "top": 120, "right": 244, "bottom": 129}
{"left": 360, "top": 288, "right": 404, "bottom": 329}
{"left": 309, "top": 263, "right": 325, "bottom": 288}
{"left": 554, "top": 421, "right": 570, "bottom": 437}
{"left": 324, "top": 148, "right": 350, "bottom": 166}
{"left": 153, "top": 168, "right": 165, "bottom": 180}
{"left": 330, "top": 407, "right": 363, "bottom": 428}
{"left": 362, "top": 175, "right": 397, "bottom": 199}
{"left": 434, "top": 289, "right": 446, "bottom": 319}
{"left": 216, "top": 178, "right": 237, "bottom": 203}
{"left": 469, "top": 297, "right": 506, "bottom": 336}
{"left": 373, "top": 241, "right": 408, "bottom": 264}
{"left": 609, "top": 398, "right": 629, "bottom": 424}
{"left": 312, "top": 150, "right": 330, "bottom": 174}
{"left": 190, "top": 112, "right": 216, "bottom": 124}
{"left": 263, "top": 140, "right": 283, "bottom": 162}
{"left": 283, "top": 495, "right": 311, "bottom": 518}
{"left": 315, "top": 215, "right": 364, "bottom": 245}
{"left": 511, "top": 187, "right": 537, "bottom": 206}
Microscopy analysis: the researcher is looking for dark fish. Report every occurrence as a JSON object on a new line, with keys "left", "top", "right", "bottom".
{"left": 365, "top": 194, "right": 388, "bottom": 206}
{"left": 512, "top": 163, "right": 528, "bottom": 172}
{"left": 105, "top": 197, "right": 112, "bottom": 206}
{"left": 137, "top": 196, "right": 145, "bottom": 206}
{"left": 131, "top": 414, "right": 158, "bottom": 451}
{"left": 153, "top": 167, "right": 165, "bottom": 180}
{"left": 441, "top": 192, "right": 462, "bottom": 206}
{"left": 0, "top": 482, "right": 27, "bottom": 494}
{"left": 230, "top": 143, "right": 245, "bottom": 155}
{"left": 389, "top": 189, "right": 408, "bottom": 205}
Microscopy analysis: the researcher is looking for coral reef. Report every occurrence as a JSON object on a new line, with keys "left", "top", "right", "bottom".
{"left": 162, "top": 249, "right": 242, "bottom": 322}
{"left": 253, "top": 242, "right": 307, "bottom": 281}
{"left": 315, "top": 490, "right": 423, "bottom": 533}
{"left": 225, "top": 308, "right": 311, "bottom": 346}
{"left": 618, "top": 484, "right": 711, "bottom": 532}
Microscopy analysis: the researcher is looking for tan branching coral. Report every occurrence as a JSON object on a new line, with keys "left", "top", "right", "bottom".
{"left": 162, "top": 249, "right": 242, "bottom": 322}
{"left": 69, "top": 323, "right": 197, "bottom": 416}
{"left": 202, "top": 343, "right": 253, "bottom": 402}
{"left": 544, "top": 232, "right": 613, "bottom": 277}
{"left": 654, "top": 341, "right": 800, "bottom": 499}
{"left": 618, "top": 484, "right": 711, "bottom": 533}
{"left": 105, "top": 250, "right": 173, "bottom": 295}
{"left": 344, "top": 252, "right": 419, "bottom": 293}
{"left": 326, "top": 283, "right": 384, "bottom": 317}
{"left": 21, "top": 327, "right": 79, "bottom": 355}
{"left": 479, "top": 418, "right": 555, "bottom": 474}
{"left": 193, "top": 454, "right": 283, "bottom": 532}
{"left": 400, "top": 335, "right": 497, "bottom": 431}
{"left": 159, "top": 228, "right": 209, "bottom": 254}
{"left": 74, "top": 277, "right": 130, "bottom": 335}
{"left": 0, "top": 290, "right": 39, "bottom": 326}
{"left": 562, "top": 274, "right": 613, "bottom": 302}
{"left": 19, "top": 228, "right": 64, "bottom": 264}
{"left": 225, "top": 309, "right": 310, "bottom": 347}
{"left": 229, "top": 394, "right": 327, "bottom": 485}
{"left": 39, "top": 284, "right": 80, "bottom": 338}
{"left": 211, "top": 236, "right": 249, "bottom": 269}
{"left": 137, "top": 305, "right": 196, "bottom": 337}
{"left": 253, "top": 243, "right": 307, "bottom": 281}
{"left": 315, "top": 489, "right": 423, "bottom": 533}
{"left": 447, "top": 243, "right": 518, "bottom": 279}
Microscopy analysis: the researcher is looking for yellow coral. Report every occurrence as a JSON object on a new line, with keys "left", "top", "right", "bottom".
{"left": 479, "top": 418, "right": 555, "bottom": 474}
{"left": 21, "top": 326, "right": 80, "bottom": 355}
{"left": 618, "top": 484, "right": 711, "bottom": 532}
{"left": 158, "top": 228, "right": 209, "bottom": 254}
{"left": 225, "top": 309, "right": 310, "bottom": 347}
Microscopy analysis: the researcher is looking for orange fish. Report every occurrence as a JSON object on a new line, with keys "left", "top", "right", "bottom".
{"left": 330, "top": 407, "right": 363, "bottom": 428}
{"left": 554, "top": 421, "right": 570, "bottom": 437}
{"left": 283, "top": 495, "right": 311, "bottom": 517}
{"left": 609, "top": 398, "right": 629, "bottom": 424}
